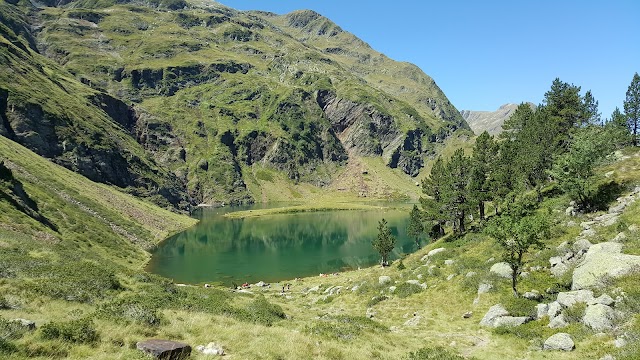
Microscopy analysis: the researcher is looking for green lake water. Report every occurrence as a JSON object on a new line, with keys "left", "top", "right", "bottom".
{"left": 147, "top": 204, "right": 424, "bottom": 285}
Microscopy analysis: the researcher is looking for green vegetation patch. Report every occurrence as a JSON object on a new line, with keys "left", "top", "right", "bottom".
{"left": 40, "top": 319, "right": 99, "bottom": 344}
{"left": 306, "top": 315, "right": 387, "bottom": 341}
{"left": 405, "top": 346, "right": 470, "bottom": 360}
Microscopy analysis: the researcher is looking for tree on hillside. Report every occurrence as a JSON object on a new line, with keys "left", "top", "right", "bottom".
{"left": 501, "top": 102, "right": 535, "bottom": 136}
{"left": 372, "top": 218, "right": 396, "bottom": 267}
{"left": 606, "top": 107, "right": 633, "bottom": 148}
{"left": 469, "top": 131, "right": 495, "bottom": 220}
{"left": 444, "top": 149, "right": 472, "bottom": 234}
{"left": 421, "top": 157, "right": 447, "bottom": 238}
{"left": 488, "top": 140, "right": 520, "bottom": 214}
{"left": 582, "top": 90, "right": 601, "bottom": 126}
{"left": 485, "top": 211, "right": 549, "bottom": 297}
{"left": 544, "top": 78, "right": 585, "bottom": 140}
{"left": 407, "top": 204, "right": 424, "bottom": 248}
{"left": 548, "top": 126, "right": 613, "bottom": 211}
{"left": 624, "top": 72, "right": 640, "bottom": 146}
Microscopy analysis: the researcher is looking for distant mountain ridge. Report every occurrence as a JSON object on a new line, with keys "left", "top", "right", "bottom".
{"left": 461, "top": 103, "right": 535, "bottom": 135}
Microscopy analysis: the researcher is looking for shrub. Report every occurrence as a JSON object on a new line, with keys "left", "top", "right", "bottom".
{"left": 40, "top": 319, "right": 99, "bottom": 344}
{"left": 0, "top": 338, "right": 17, "bottom": 355}
{"left": 405, "top": 346, "right": 468, "bottom": 360}
{"left": 0, "top": 318, "right": 29, "bottom": 340}
{"left": 98, "top": 296, "right": 164, "bottom": 326}
{"left": 502, "top": 296, "right": 537, "bottom": 318}
{"left": 564, "top": 303, "right": 587, "bottom": 323}
{"left": 238, "top": 295, "right": 286, "bottom": 326}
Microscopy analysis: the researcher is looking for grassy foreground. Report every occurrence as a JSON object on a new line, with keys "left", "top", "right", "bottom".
{"left": 1, "top": 139, "right": 640, "bottom": 359}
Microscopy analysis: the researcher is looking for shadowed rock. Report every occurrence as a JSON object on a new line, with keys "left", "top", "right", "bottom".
{"left": 136, "top": 339, "right": 191, "bottom": 360}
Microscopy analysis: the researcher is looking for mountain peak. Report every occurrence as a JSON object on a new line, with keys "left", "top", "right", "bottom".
{"left": 461, "top": 103, "right": 535, "bottom": 135}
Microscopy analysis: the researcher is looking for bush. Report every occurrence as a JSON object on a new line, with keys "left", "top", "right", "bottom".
{"left": 502, "top": 296, "right": 537, "bottom": 318}
{"left": 564, "top": 303, "right": 586, "bottom": 323}
{"left": 98, "top": 296, "right": 164, "bottom": 326}
{"left": 0, "top": 318, "right": 29, "bottom": 340}
{"left": 0, "top": 337, "right": 17, "bottom": 354}
{"left": 40, "top": 319, "right": 99, "bottom": 344}
{"left": 405, "top": 346, "right": 468, "bottom": 360}
{"left": 236, "top": 295, "right": 286, "bottom": 326}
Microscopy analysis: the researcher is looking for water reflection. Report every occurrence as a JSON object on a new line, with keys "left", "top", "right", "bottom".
{"left": 147, "top": 205, "right": 425, "bottom": 285}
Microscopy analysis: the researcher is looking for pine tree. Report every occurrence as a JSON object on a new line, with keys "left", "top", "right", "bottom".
{"left": 406, "top": 204, "right": 424, "bottom": 248}
{"left": 444, "top": 149, "right": 471, "bottom": 234}
{"left": 605, "top": 107, "right": 632, "bottom": 147}
{"left": 624, "top": 72, "right": 640, "bottom": 146}
{"left": 420, "top": 157, "right": 447, "bottom": 238}
{"left": 469, "top": 131, "right": 494, "bottom": 220}
{"left": 583, "top": 90, "right": 601, "bottom": 126}
{"left": 372, "top": 218, "right": 396, "bottom": 266}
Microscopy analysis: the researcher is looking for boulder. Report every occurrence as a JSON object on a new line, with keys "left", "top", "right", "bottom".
{"left": 493, "top": 316, "right": 530, "bottom": 327}
{"left": 536, "top": 304, "right": 549, "bottom": 320}
{"left": 614, "top": 337, "right": 627, "bottom": 348}
{"left": 406, "top": 280, "right": 427, "bottom": 289}
{"left": 547, "top": 302, "right": 562, "bottom": 319}
{"left": 446, "top": 274, "right": 455, "bottom": 281}
{"left": 388, "top": 286, "right": 397, "bottom": 293}
{"left": 543, "top": 333, "right": 575, "bottom": 351}
{"left": 366, "top": 307, "right": 376, "bottom": 319}
{"left": 462, "top": 311, "right": 473, "bottom": 319}
{"left": 490, "top": 262, "right": 512, "bottom": 278}
{"left": 477, "top": 283, "right": 493, "bottom": 295}
{"left": 573, "top": 239, "right": 593, "bottom": 253}
{"left": 583, "top": 304, "right": 616, "bottom": 331}
{"left": 444, "top": 259, "right": 455, "bottom": 266}
{"left": 378, "top": 276, "right": 391, "bottom": 285}
{"left": 548, "top": 314, "right": 569, "bottom": 329}
{"left": 572, "top": 242, "right": 640, "bottom": 290}
{"left": 590, "top": 294, "right": 615, "bottom": 306}
{"left": 556, "top": 290, "right": 594, "bottom": 308}
{"left": 195, "top": 342, "right": 224, "bottom": 356}
{"left": 465, "top": 271, "right": 477, "bottom": 278}
{"left": 479, "top": 304, "right": 509, "bottom": 327}
{"left": 612, "top": 232, "right": 627, "bottom": 243}
{"left": 136, "top": 339, "right": 192, "bottom": 360}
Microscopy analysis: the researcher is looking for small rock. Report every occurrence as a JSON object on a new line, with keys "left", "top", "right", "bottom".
{"left": 581, "top": 221, "right": 595, "bottom": 230}
{"left": 307, "top": 285, "right": 321, "bottom": 293}
{"left": 486, "top": 257, "right": 495, "bottom": 263}
{"left": 599, "top": 355, "right": 615, "bottom": 360}
{"left": 629, "top": 224, "right": 638, "bottom": 232}
{"left": 444, "top": 259, "right": 455, "bottom": 266}
{"left": 523, "top": 290, "right": 542, "bottom": 301}
{"left": 490, "top": 262, "right": 512, "bottom": 278}
{"left": 379, "top": 276, "right": 392, "bottom": 285}
{"left": 462, "top": 311, "right": 473, "bottom": 319}
{"left": 582, "top": 228, "right": 596, "bottom": 237}
{"left": 567, "top": 221, "right": 577, "bottom": 227}
{"left": 543, "top": 333, "right": 575, "bottom": 351}
{"left": 10, "top": 318, "right": 36, "bottom": 331}
{"left": 557, "top": 290, "right": 595, "bottom": 308}
{"left": 565, "top": 206, "right": 575, "bottom": 216}
{"left": 446, "top": 274, "right": 455, "bottom": 281}
{"left": 479, "top": 304, "right": 509, "bottom": 327}
{"left": 366, "top": 308, "right": 376, "bottom": 319}
{"left": 591, "top": 294, "right": 615, "bottom": 306}
{"left": 557, "top": 241, "right": 570, "bottom": 253}
{"left": 196, "top": 342, "right": 225, "bottom": 356}
{"left": 404, "top": 315, "right": 421, "bottom": 326}
{"left": 255, "top": 281, "right": 266, "bottom": 287}
{"left": 573, "top": 239, "right": 593, "bottom": 253}
{"left": 137, "top": 339, "right": 192, "bottom": 360}
{"left": 612, "top": 232, "right": 627, "bottom": 243}
{"left": 614, "top": 337, "right": 627, "bottom": 348}
{"left": 548, "top": 314, "right": 569, "bottom": 329}
{"left": 550, "top": 262, "right": 569, "bottom": 277}
{"left": 477, "top": 283, "right": 493, "bottom": 295}
{"left": 466, "top": 271, "right": 477, "bottom": 278}
{"left": 427, "top": 248, "right": 446, "bottom": 257}
{"left": 388, "top": 286, "right": 397, "bottom": 293}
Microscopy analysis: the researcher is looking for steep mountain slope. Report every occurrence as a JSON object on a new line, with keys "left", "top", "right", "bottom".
{"left": 461, "top": 103, "right": 535, "bottom": 135}
{"left": 0, "top": 0, "right": 470, "bottom": 206}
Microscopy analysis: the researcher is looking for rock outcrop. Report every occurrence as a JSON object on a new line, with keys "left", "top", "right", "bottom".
{"left": 136, "top": 339, "right": 191, "bottom": 360}
{"left": 572, "top": 242, "right": 640, "bottom": 290}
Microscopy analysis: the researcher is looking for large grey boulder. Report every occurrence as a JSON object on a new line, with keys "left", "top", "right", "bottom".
{"left": 543, "top": 333, "right": 575, "bottom": 351}
{"left": 136, "top": 339, "right": 192, "bottom": 360}
{"left": 556, "top": 290, "right": 594, "bottom": 307}
{"left": 583, "top": 304, "right": 617, "bottom": 331}
{"left": 477, "top": 283, "right": 493, "bottom": 295}
{"left": 479, "top": 304, "right": 509, "bottom": 327}
{"left": 536, "top": 304, "right": 549, "bottom": 320}
{"left": 490, "top": 262, "right": 512, "bottom": 278}
{"left": 572, "top": 242, "right": 640, "bottom": 290}
{"left": 379, "top": 276, "right": 392, "bottom": 285}
{"left": 427, "top": 247, "right": 446, "bottom": 257}
{"left": 547, "top": 301, "right": 562, "bottom": 319}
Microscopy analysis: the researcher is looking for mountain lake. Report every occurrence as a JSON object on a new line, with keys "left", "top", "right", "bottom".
{"left": 147, "top": 203, "right": 426, "bottom": 286}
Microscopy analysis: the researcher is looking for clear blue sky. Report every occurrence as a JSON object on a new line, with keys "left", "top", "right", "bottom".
{"left": 217, "top": 0, "right": 639, "bottom": 118}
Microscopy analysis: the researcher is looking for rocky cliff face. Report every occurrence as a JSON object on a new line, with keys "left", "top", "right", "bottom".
{"left": 461, "top": 103, "right": 535, "bottom": 136}
{"left": 0, "top": 0, "right": 469, "bottom": 206}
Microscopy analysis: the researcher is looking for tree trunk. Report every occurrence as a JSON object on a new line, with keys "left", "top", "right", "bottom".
{"left": 479, "top": 201, "right": 485, "bottom": 220}
{"left": 458, "top": 210, "right": 465, "bottom": 233}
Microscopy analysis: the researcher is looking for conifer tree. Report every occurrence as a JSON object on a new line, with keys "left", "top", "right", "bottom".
{"left": 624, "top": 72, "right": 640, "bottom": 146}
{"left": 372, "top": 218, "right": 396, "bottom": 266}
{"left": 444, "top": 149, "right": 471, "bottom": 234}
{"left": 420, "top": 157, "right": 447, "bottom": 238}
{"left": 407, "top": 204, "right": 424, "bottom": 248}
{"left": 469, "top": 131, "right": 494, "bottom": 220}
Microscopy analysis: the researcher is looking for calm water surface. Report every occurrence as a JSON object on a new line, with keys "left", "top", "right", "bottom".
{"left": 147, "top": 204, "right": 424, "bottom": 285}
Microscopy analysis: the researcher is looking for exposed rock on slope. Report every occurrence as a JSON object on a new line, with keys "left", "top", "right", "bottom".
{"left": 461, "top": 103, "right": 535, "bottom": 135}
